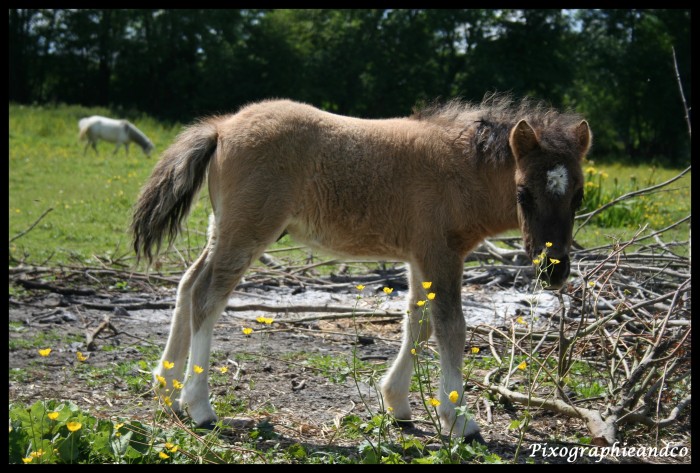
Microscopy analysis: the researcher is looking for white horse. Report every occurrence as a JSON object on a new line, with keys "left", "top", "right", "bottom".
{"left": 78, "top": 116, "right": 155, "bottom": 157}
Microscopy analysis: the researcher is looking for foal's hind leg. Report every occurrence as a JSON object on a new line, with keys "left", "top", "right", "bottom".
{"left": 381, "top": 265, "right": 432, "bottom": 424}
{"left": 152, "top": 245, "right": 210, "bottom": 413}
{"left": 177, "top": 215, "right": 288, "bottom": 427}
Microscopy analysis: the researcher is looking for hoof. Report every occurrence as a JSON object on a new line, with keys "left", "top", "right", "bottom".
{"left": 391, "top": 418, "right": 415, "bottom": 430}
{"left": 194, "top": 419, "right": 218, "bottom": 431}
{"left": 464, "top": 431, "right": 487, "bottom": 446}
{"left": 220, "top": 417, "right": 256, "bottom": 430}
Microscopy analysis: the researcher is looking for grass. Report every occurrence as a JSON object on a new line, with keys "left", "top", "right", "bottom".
{"left": 9, "top": 103, "right": 210, "bottom": 266}
{"left": 8, "top": 104, "right": 691, "bottom": 463}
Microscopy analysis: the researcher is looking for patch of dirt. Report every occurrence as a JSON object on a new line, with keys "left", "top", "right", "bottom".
{"left": 8, "top": 268, "right": 691, "bottom": 464}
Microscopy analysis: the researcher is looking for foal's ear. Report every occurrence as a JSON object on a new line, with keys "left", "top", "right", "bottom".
{"left": 575, "top": 120, "right": 592, "bottom": 158}
{"left": 509, "top": 119, "right": 539, "bottom": 160}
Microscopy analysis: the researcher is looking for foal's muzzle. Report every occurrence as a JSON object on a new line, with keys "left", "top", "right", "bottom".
{"left": 535, "top": 253, "right": 570, "bottom": 290}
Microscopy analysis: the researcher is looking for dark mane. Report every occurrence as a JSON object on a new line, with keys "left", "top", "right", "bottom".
{"left": 411, "top": 93, "right": 585, "bottom": 163}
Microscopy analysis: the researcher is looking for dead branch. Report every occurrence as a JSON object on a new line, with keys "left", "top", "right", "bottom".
{"left": 672, "top": 46, "right": 691, "bottom": 139}
{"left": 85, "top": 315, "right": 118, "bottom": 351}
{"left": 9, "top": 207, "right": 54, "bottom": 244}
{"left": 13, "top": 278, "right": 97, "bottom": 296}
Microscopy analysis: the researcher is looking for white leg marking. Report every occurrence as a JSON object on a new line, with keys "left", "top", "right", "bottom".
{"left": 180, "top": 318, "right": 218, "bottom": 425}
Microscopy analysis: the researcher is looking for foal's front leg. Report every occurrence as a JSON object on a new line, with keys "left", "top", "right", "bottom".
{"left": 427, "top": 256, "right": 483, "bottom": 441}
{"left": 381, "top": 266, "right": 432, "bottom": 424}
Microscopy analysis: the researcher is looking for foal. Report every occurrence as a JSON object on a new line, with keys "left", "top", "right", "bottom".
{"left": 131, "top": 96, "right": 591, "bottom": 442}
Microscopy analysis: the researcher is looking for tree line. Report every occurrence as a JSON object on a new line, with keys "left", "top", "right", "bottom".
{"left": 8, "top": 9, "right": 690, "bottom": 165}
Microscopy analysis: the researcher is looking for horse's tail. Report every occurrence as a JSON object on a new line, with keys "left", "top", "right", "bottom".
{"left": 78, "top": 117, "right": 91, "bottom": 141}
{"left": 130, "top": 118, "right": 220, "bottom": 265}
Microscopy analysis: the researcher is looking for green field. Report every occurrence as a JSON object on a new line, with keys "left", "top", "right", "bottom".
{"left": 8, "top": 103, "right": 691, "bottom": 464}
{"left": 9, "top": 103, "right": 691, "bottom": 268}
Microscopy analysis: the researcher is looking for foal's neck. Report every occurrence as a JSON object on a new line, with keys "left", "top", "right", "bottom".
{"left": 475, "top": 158, "right": 520, "bottom": 236}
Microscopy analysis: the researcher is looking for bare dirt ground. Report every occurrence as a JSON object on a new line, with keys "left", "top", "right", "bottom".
{"left": 8, "top": 265, "right": 691, "bottom": 464}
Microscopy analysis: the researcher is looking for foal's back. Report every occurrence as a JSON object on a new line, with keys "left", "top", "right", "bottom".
{"left": 211, "top": 100, "right": 481, "bottom": 260}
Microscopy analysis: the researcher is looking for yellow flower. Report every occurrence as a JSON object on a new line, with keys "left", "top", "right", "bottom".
{"left": 66, "top": 421, "right": 82, "bottom": 432}
{"left": 47, "top": 412, "right": 59, "bottom": 421}
{"left": 428, "top": 398, "right": 441, "bottom": 407}
{"left": 355, "top": 284, "right": 365, "bottom": 291}
{"left": 168, "top": 445, "right": 178, "bottom": 453}
{"left": 256, "top": 315, "right": 266, "bottom": 323}
{"left": 517, "top": 361, "right": 527, "bottom": 371}
{"left": 449, "top": 391, "right": 459, "bottom": 403}
{"left": 172, "top": 379, "right": 183, "bottom": 389}
{"left": 383, "top": 287, "right": 394, "bottom": 295}
{"left": 471, "top": 347, "right": 480, "bottom": 354}
{"left": 242, "top": 327, "right": 253, "bottom": 336}
{"left": 38, "top": 348, "right": 51, "bottom": 357}
{"left": 516, "top": 316, "right": 526, "bottom": 325}
{"left": 156, "top": 375, "right": 166, "bottom": 388}
{"left": 427, "top": 293, "right": 436, "bottom": 300}
{"left": 599, "top": 171, "right": 609, "bottom": 179}
{"left": 219, "top": 366, "right": 229, "bottom": 374}
{"left": 532, "top": 258, "right": 541, "bottom": 265}
{"left": 410, "top": 348, "right": 417, "bottom": 355}
{"left": 115, "top": 423, "right": 124, "bottom": 430}
{"left": 193, "top": 365, "right": 204, "bottom": 374}
{"left": 550, "top": 258, "right": 560, "bottom": 265}
{"left": 262, "top": 317, "right": 274, "bottom": 325}
{"left": 30, "top": 449, "right": 45, "bottom": 458}
{"left": 77, "top": 351, "right": 88, "bottom": 362}
{"left": 585, "top": 166, "right": 596, "bottom": 174}
{"left": 163, "top": 396, "right": 173, "bottom": 407}
{"left": 422, "top": 281, "right": 432, "bottom": 289}
{"left": 416, "top": 300, "right": 426, "bottom": 307}
{"left": 165, "top": 442, "right": 175, "bottom": 450}
{"left": 587, "top": 281, "right": 595, "bottom": 288}
{"left": 545, "top": 242, "right": 553, "bottom": 248}
{"left": 22, "top": 457, "right": 33, "bottom": 464}
{"left": 162, "top": 360, "right": 174, "bottom": 370}
{"left": 159, "top": 451, "right": 170, "bottom": 459}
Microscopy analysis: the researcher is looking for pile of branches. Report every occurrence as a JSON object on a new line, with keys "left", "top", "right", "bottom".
{"left": 474, "top": 220, "right": 691, "bottom": 446}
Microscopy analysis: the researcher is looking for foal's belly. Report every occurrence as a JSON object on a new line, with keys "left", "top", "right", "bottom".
{"left": 285, "top": 217, "right": 410, "bottom": 262}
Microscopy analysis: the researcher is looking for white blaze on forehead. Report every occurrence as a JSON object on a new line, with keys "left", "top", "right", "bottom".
{"left": 546, "top": 165, "right": 569, "bottom": 196}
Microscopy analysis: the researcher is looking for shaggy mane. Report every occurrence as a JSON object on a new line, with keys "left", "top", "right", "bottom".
{"left": 411, "top": 93, "right": 585, "bottom": 163}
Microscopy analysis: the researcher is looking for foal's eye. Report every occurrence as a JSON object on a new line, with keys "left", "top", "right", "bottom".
{"left": 572, "top": 188, "right": 584, "bottom": 210}
{"left": 516, "top": 187, "right": 531, "bottom": 206}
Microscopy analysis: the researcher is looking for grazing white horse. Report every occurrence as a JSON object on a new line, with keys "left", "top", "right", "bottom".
{"left": 78, "top": 116, "right": 155, "bottom": 157}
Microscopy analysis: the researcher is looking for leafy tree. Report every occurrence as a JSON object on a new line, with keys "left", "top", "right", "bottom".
{"left": 7, "top": 8, "right": 690, "bottom": 165}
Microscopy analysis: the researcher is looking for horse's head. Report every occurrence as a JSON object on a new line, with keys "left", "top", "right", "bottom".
{"left": 143, "top": 141, "right": 155, "bottom": 158}
{"left": 510, "top": 119, "right": 591, "bottom": 290}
